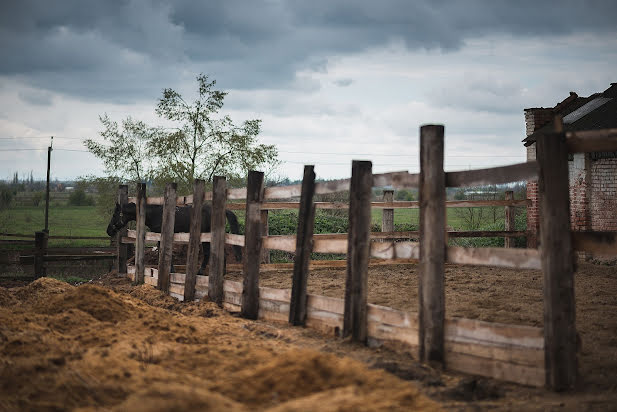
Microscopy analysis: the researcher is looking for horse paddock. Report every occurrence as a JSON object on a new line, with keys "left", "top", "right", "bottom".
{"left": 225, "top": 260, "right": 617, "bottom": 396}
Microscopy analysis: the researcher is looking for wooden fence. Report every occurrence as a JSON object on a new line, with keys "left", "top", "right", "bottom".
{"left": 0, "top": 233, "right": 115, "bottom": 275}
{"left": 119, "top": 122, "right": 617, "bottom": 391}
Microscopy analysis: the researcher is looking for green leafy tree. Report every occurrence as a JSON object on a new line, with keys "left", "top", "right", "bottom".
{"left": 84, "top": 115, "right": 160, "bottom": 184}
{"left": 151, "top": 74, "right": 279, "bottom": 192}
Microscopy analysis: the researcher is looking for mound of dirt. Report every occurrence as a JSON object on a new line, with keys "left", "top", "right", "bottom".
{"left": 33, "top": 284, "right": 131, "bottom": 323}
{"left": 108, "top": 382, "right": 247, "bottom": 412}
{"left": 211, "top": 349, "right": 435, "bottom": 410}
{"left": 11, "top": 277, "right": 73, "bottom": 305}
{"left": 0, "top": 277, "right": 438, "bottom": 411}
{"left": 0, "top": 287, "right": 16, "bottom": 307}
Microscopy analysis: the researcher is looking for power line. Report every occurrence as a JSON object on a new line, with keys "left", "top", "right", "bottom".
{"left": 278, "top": 150, "right": 522, "bottom": 158}
{"left": 0, "top": 136, "right": 84, "bottom": 140}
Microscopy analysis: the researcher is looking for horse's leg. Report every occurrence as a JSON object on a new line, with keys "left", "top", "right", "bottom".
{"left": 198, "top": 242, "right": 210, "bottom": 275}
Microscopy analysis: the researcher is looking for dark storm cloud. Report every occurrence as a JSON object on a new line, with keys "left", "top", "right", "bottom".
{"left": 1, "top": 0, "right": 616, "bottom": 101}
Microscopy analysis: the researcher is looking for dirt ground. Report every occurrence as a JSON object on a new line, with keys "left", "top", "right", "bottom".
{"left": 1, "top": 259, "right": 616, "bottom": 411}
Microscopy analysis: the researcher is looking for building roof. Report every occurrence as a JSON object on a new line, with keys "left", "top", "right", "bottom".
{"left": 523, "top": 83, "right": 617, "bottom": 147}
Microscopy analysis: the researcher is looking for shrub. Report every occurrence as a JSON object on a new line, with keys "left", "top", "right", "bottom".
{"left": 68, "top": 189, "right": 95, "bottom": 206}
{"left": 0, "top": 183, "right": 13, "bottom": 210}
{"left": 31, "top": 191, "right": 44, "bottom": 206}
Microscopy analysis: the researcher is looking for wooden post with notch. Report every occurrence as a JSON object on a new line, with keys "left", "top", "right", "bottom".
{"left": 504, "top": 190, "right": 515, "bottom": 248}
{"left": 184, "top": 179, "right": 205, "bottom": 301}
{"left": 116, "top": 185, "right": 128, "bottom": 275}
{"left": 209, "top": 176, "right": 227, "bottom": 306}
{"left": 537, "top": 116, "right": 577, "bottom": 390}
{"left": 289, "top": 165, "right": 316, "bottom": 326}
{"left": 418, "top": 125, "right": 446, "bottom": 364}
{"left": 241, "top": 171, "right": 265, "bottom": 320}
{"left": 134, "top": 183, "right": 147, "bottom": 284}
{"left": 260, "top": 210, "right": 270, "bottom": 263}
{"left": 382, "top": 190, "right": 394, "bottom": 233}
{"left": 157, "top": 183, "right": 177, "bottom": 293}
{"left": 343, "top": 160, "right": 372, "bottom": 342}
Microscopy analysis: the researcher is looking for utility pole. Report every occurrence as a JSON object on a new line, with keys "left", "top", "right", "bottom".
{"left": 44, "top": 137, "right": 53, "bottom": 232}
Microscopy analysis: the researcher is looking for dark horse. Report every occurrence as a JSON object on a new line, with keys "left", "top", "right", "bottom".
{"left": 107, "top": 203, "right": 242, "bottom": 274}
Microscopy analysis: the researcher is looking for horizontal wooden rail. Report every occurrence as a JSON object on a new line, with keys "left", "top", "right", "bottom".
{"left": 129, "top": 171, "right": 422, "bottom": 205}
{"left": 20, "top": 254, "right": 116, "bottom": 264}
{"left": 447, "top": 246, "right": 541, "bottom": 270}
{"left": 223, "top": 199, "right": 528, "bottom": 210}
{"left": 127, "top": 198, "right": 528, "bottom": 210}
{"left": 0, "top": 232, "right": 109, "bottom": 240}
{"left": 566, "top": 128, "right": 617, "bottom": 153}
{"left": 125, "top": 266, "right": 545, "bottom": 387}
{"left": 446, "top": 161, "right": 539, "bottom": 188}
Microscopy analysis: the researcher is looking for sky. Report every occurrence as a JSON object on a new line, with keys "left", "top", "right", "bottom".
{"left": 1, "top": 0, "right": 616, "bottom": 183}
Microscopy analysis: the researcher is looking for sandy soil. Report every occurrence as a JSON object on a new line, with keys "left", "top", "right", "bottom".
{"left": 1, "top": 259, "right": 616, "bottom": 411}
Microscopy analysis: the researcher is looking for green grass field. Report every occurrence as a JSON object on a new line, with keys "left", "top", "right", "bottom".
{"left": 0, "top": 204, "right": 515, "bottom": 250}
{"left": 0, "top": 205, "right": 111, "bottom": 248}
{"left": 369, "top": 207, "right": 508, "bottom": 230}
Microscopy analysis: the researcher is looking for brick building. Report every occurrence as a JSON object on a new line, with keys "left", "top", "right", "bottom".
{"left": 523, "top": 83, "right": 617, "bottom": 247}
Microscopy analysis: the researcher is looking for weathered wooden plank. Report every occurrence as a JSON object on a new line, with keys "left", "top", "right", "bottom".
{"left": 184, "top": 179, "right": 205, "bottom": 302}
{"left": 241, "top": 171, "right": 265, "bottom": 320}
{"left": 229, "top": 199, "right": 528, "bottom": 211}
{"left": 571, "top": 231, "right": 617, "bottom": 256}
{"left": 373, "top": 171, "right": 419, "bottom": 189}
{"left": 157, "top": 183, "right": 177, "bottom": 293}
{"left": 343, "top": 160, "right": 372, "bottom": 342}
{"left": 418, "top": 124, "right": 446, "bottom": 364}
{"left": 447, "top": 246, "right": 541, "bottom": 270}
{"left": 369, "top": 241, "right": 420, "bottom": 260}
{"left": 225, "top": 199, "right": 528, "bottom": 211}
{"left": 445, "top": 351, "right": 545, "bottom": 387}
{"left": 313, "top": 238, "right": 347, "bottom": 253}
{"left": 445, "top": 317, "right": 544, "bottom": 348}
{"left": 134, "top": 183, "right": 147, "bottom": 285}
{"left": 537, "top": 122, "right": 577, "bottom": 391}
{"left": 315, "top": 178, "right": 350, "bottom": 195}
{"left": 381, "top": 190, "right": 394, "bottom": 233}
{"left": 446, "top": 161, "right": 539, "bottom": 188}
{"left": 117, "top": 185, "right": 128, "bottom": 275}
{"left": 260, "top": 209, "right": 270, "bottom": 264}
{"left": 566, "top": 128, "right": 617, "bottom": 153}
{"left": 264, "top": 184, "right": 303, "bottom": 199}
{"left": 209, "top": 176, "right": 227, "bottom": 306}
{"left": 225, "top": 233, "right": 245, "bottom": 246}
{"left": 290, "top": 165, "right": 316, "bottom": 326}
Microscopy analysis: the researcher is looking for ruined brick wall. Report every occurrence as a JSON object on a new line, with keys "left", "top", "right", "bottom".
{"left": 524, "top": 108, "right": 553, "bottom": 248}
{"left": 526, "top": 143, "right": 539, "bottom": 248}
{"left": 568, "top": 153, "right": 590, "bottom": 231}
{"left": 590, "top": 158, "right": 617, "bottom": 231}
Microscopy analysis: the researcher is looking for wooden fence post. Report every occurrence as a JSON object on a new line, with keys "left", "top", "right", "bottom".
{"left": 537, "top": 124, "right": 577, "bottom": 390}
{"left": 116, "top": 185, "right": 128, "bottom": 275}
{"left": 261, "top": 210, "right": 270, "bottom": 263}
{"left": 289, "top": 165, "right": 316, "bottom": 326}
{"left": 241, "top": 171, "right": 265, "bottom": 320}
{"left": 504, "top": 190, "right": 515, "bottom": 248}
{"left": 34, "top": 231, "right": 48, "bottom": 278}
{"left": 157, "top": 183, "right": 177, "bottom": 293}
{"left": 343, "top": 160, "right": 373, "bottom": 342}
{"left": 382, "top": 190, "right": 394, "bottom": 233}
{"left": 134, "top": 183, "right": 147, "bottom": 285}
{"left": 209, "top": 176, "right": 227, "bottom": 306}
{"left": 418, "top": 125, "right": 446, "bottom": 364}
{"left": 184, "top": 179, "right": 205, "bottom": 301}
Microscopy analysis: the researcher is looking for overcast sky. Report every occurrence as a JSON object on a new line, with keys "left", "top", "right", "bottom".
{"left": 1, "top": 0, "right": 616, "bottom": 183}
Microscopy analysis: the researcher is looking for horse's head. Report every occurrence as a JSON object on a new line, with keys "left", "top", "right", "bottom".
{"left": 107, "top": 203, "right": 132, "bottom": 237}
